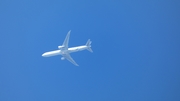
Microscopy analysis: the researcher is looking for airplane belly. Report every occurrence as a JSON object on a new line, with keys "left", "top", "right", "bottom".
{"left": 42, "top": 50, "right": 61, "bottom": 57}
{"left": 68, "top": 46, "right": 87, "bottom": 53}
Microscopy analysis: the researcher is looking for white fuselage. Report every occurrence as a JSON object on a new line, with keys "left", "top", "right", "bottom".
{"left": 42, "top": 45, "right": 88, "bottom": 57}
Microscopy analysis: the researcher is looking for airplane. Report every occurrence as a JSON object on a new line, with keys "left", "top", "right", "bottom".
{"left": 42, "top": 30, "right": 93, "bottom": 66}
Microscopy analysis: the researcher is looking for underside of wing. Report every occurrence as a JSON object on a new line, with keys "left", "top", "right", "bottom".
{"left": 62, "top": 53, "right": 79, "bottom": 66}
{"left": 62, "top": 30, "right": 71, "bottom": 50}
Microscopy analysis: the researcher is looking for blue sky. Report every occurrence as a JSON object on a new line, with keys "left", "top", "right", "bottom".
{"left": 0, "top": 0, "right": 180, "bottom": 101}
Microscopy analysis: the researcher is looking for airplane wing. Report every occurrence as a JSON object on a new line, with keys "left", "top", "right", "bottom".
{"left": 62, "top": 30, "right": 71, "bottom": 50}
{"left": 62, "top": 53, "right": 79, "bottom": 66}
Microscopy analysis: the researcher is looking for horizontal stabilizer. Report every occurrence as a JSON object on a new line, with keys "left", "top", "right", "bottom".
{"left": 86, "top": 39, "right": 93, "bottom": 53}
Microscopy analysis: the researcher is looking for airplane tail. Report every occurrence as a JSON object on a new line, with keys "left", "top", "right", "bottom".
{"left": 86, "top": 39, "right": 93, "bottom": 53}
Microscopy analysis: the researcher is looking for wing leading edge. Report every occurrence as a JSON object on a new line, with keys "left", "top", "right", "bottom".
{"left": 61, "top": 30, "right": 79, "bottom": 66}
{"left": 62, "top": 30, "right": 71, "bottom": 50}
{"left": 62, "top": 53, "right": 79, "bottom": 66}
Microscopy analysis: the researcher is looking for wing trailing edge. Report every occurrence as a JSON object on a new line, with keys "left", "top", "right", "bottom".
{"left": 62, "top": 53, "right": 79, "bottom": 66}
{"left": 62, "top": 30, "right": 71, "bottom": 50}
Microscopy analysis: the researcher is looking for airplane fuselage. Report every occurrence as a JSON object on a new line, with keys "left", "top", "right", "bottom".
{"left": 42, "top": 30, "right": 92, "bottom": 66}
{"left": 42, "top": 45, "right": 88, "bottom": 57}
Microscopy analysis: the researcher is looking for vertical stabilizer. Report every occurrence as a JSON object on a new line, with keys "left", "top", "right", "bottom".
{"left": 86, "top": 39, "right": 93, "bottom": 52}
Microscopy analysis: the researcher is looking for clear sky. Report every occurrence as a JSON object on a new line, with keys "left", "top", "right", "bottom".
{"left": 0, "top": 0, "right": 180, "bottom": 101}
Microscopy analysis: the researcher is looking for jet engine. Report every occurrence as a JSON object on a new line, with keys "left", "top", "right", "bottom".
{"left": 58, "top": 46, "right": 64, "bottom": 49}
{"left": 61, "top": 57, "right": 65, "bottom": 60}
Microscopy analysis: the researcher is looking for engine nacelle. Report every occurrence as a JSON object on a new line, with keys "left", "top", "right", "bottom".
{"left": 58, "top": 46, "right": 64, "bottom": 49}
{"left": 61, "top": 57, "right": 65, "bottom": 60}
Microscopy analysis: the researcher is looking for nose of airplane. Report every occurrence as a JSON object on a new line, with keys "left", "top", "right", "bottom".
{"left": 42, "top": 53, "right": 45, "bottom": 57}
